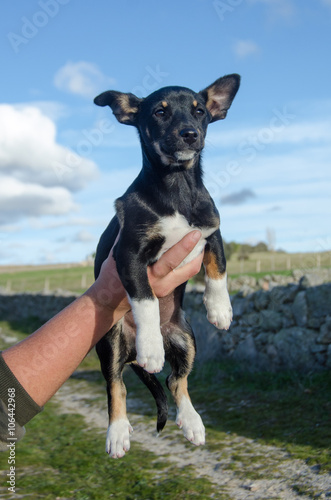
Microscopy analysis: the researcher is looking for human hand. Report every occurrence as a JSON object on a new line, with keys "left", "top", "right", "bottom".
{"left": 91, "top": 230, "right": 203, "bottom": 317}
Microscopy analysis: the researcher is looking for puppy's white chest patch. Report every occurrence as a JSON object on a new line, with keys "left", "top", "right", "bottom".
{"left": 155, "top": 212, "right": 218, "bottom": 266}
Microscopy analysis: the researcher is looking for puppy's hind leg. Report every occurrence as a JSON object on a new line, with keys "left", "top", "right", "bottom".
{"left": 166, "top": 326, "right": 205, "bottom": 446}
{"left": 96, "top": 324, "right": 133, "bottom": 459}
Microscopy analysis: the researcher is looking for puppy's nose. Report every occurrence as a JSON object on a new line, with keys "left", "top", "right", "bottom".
{"left": 180, "top": 128, "right": 198, "bottom": 145}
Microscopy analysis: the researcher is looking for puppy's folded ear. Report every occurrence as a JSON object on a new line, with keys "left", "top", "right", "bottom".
{"left": 94, "top": 91, "right": 142, "bottom": 126}
{"left": 199, "top": 74, "right": 240, "bottom": 122}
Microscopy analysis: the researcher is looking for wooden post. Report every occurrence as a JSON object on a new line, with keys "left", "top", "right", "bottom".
{"left": 287, "top": 256, "right": 291, "bottom": 270}
{"left": 44, "top": 278, "right": 50, "bottom": 293}
{"left": 316, "top": 254, "right": 321, "bottom": 268}
{"left": 81, "top": 273, "right": 87, "bottom": 289}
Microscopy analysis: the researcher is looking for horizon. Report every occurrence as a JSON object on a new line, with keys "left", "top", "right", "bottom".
{"left": 1, "top": 0, "right": 331, "bottom": 264}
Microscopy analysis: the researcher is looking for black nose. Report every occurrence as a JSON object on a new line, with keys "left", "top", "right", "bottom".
{"left": 180, "top": 128, "right": 198, "bottom": 145}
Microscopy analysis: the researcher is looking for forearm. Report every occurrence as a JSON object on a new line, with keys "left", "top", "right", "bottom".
{"left": 2, "top": 288, "right": 120, "bottom": 407}
{"left": 1, "top": 230, "right": 203, "bottom": 409}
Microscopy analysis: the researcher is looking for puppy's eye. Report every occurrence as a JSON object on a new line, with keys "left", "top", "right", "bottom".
{"left": 155, "top": 109, "right": 166, "bottom": 117}
{"left": 195, "top": 108, "right": 205, "bottom": 116}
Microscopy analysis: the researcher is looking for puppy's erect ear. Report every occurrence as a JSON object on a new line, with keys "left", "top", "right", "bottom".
{"left": 94, "top": 91, "right": 142, "bottom": 126}
{"left": 199, "top": 74, "right": 240, "bottom": 122}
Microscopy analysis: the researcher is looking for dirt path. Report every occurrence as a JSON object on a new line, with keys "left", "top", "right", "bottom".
{"left": 55, "top": 377, "right": 331, "bottom": 500}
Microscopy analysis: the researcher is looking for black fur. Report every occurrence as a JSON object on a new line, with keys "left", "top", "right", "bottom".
{"left": 93, "top": 75, "right": 240, "bottom": 452}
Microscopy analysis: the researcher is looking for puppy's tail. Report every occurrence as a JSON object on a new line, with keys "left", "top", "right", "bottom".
{"left": 130, "top": 363, "right": 168, "bottom": 433}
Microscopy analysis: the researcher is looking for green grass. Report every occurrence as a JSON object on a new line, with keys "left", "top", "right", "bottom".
{"left": 0, "top": 250, "right": 330, "bottom": 293}
{"left": 226, "top": 250, "right": 331, "bottom": 276}
{"left": 0, "top": 403, "right": 221, "bottom": 500}
{"left": 0, "top": 320, "right": 330, "bottom": 498}
{"left": 122, "top": 359, "right": 331, "bottom": 472}
{"left": 0, "top": 265, "right": 94, "bottom": 294}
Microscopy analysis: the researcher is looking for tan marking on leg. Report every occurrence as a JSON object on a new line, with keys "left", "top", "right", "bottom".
{"left": 169, "top": 376, "right": 190, "bottom": 407}
{"left": 167, "top": 334, "right": 195, "bottom": 407}
{"left": 203, "top": 250, "right": 225, "bottom": 280}
{"left": 110, "top": 380, "right": 127, "bottom": 422}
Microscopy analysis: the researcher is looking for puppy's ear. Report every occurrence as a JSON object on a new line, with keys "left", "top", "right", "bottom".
{"left": 199, "top": 74, "right": 240, "bottom": 122}
{"left": 94, "top": 91, "right": 142, "bottom": 126}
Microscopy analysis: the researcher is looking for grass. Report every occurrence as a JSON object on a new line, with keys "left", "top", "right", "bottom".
{"left": 0, "top": 265, "right": 95, "bottom": 294}
{"left": 226, "top": 250, "right": 331, "bottom": 276}
{"left": 0, "top": 250, "right": 330, "bottom": 293}
{"left": 0, "top": 403, "right": 221, "bottom": 500}
{"left": 187, "top": 363, "right": 331, "bottom": 469}
{"left": 0, "top": 319, "right": 330, "bottom": 498}
{"left": 122, "top": 359, "right": 331, "bottom": 472}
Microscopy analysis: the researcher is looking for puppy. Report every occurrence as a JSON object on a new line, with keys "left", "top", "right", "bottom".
{"left": 94, "top": 74, "right": 240, "bottom": 458}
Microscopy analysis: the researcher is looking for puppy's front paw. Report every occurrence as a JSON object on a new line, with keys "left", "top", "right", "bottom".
{"left": 106, "top": 418, "right": 133, "bottom": 459}
{"left": 176, "top": 398, "right": 205, "bottom": 446}
{"left": 131, "top": 298, "right": 165, "bottom": 373}
{"left": 203, "top": 278, "right": 233, "bottom": 330}
{"left": 136, "top": 331, "right": 165, "bottom": 373}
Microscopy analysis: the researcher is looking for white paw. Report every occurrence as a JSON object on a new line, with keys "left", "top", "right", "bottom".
{"left": 106, "top": 418, "right": 133, "bottom": 459}
{"left": 136, "top": 330, "right": 165, "bottom": 373}
{"left": 176, "top": 397, "right": 205, "bottom": 446}
{"left": 203, "top": 277, "right": 233, "bottom": 330}
{"left": 130, "top": 298, "right": 165, "bottom": 373}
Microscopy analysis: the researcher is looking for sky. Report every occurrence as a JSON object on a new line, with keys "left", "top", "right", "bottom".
{"left": 0, "top": 0, "right": 331, "bottom": 265}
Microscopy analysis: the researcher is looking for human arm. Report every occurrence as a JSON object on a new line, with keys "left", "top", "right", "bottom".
{"left": 1, "top": 230, "right": 203, "bottom": 408}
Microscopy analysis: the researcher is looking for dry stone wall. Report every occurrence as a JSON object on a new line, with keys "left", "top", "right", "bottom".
{"left": 184, "top": 281, "right": 331, "bottom": 371}
{"left": 0, "top": 279, "right": 330, "bottom": 371}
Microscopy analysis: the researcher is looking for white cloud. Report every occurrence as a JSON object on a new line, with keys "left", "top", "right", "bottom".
{"left": 0, "top": 104, "right": 99, "bottom": 226}
{"left": 233, "top": 39, "right": 261, "bottom": 58}
{"left": 73, "top": 230, "right": 95, "bottom": 243}
{"left": 0, "top": 104, "right": 99, "bottom": 191}
{"left": 54, "top": 61, "right": 115, "bottom": 99}
{"left": 0, "top": 176, "right": 77, "bottom": 224}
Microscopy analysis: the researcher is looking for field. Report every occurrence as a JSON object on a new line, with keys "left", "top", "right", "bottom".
{"left": 0, "top": 319, "right": 330, "bottom": 499}
{"left": 0, "top": 250, "right": 330, "bottom": 294}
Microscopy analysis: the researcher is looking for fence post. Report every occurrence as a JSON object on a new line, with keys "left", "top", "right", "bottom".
{"left": 44, "top": 278, "right": 50, "bottom": 293}
{"left": 316, "top": 254, "right": 321, "bottom": 268}
{"left": 81, "top": 273, "right": 87, "bottom": 289}
{"left": 287, "top": 256, "right": 291, "bottom": 270}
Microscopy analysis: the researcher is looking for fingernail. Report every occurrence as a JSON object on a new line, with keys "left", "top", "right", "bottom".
{"left": 190, "top": 230, "right": 201, "bottom": 243}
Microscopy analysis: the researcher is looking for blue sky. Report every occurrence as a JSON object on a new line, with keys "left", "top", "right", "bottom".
{"left": 0, "top": 0, "right": 330, "bottom": 264}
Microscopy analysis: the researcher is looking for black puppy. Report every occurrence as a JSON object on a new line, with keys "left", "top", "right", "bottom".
{"left": 94, "top": 74, "right": 240, "bottom": 458}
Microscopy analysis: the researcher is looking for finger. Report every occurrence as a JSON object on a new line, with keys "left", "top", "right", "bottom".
{"left": 151, "top": 251, "right": 204, "bottom": 298}
{"left": 151, "top": 230, "right": 202, "bottom": 279}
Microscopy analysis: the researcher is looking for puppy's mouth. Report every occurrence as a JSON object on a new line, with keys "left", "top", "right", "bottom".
{"left": 164, "top": 148, "right": 200, "bottom": 164}
{"left": 152, "top": 143, "right": 201, "bottom": 167}
{"left": 173, "top": 150, "right": 197, "bottom": 162}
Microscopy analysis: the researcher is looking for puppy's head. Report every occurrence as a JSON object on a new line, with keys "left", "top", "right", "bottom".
{"left": 94, "top": 74, "right": 240, "bottom": 169}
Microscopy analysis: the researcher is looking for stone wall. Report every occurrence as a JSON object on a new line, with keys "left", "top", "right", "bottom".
{"left": 0, "top": 280, "right": 330, "bottom": 371}
{"left": 184, "top": 281, "right": 331, "bottom": 371}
